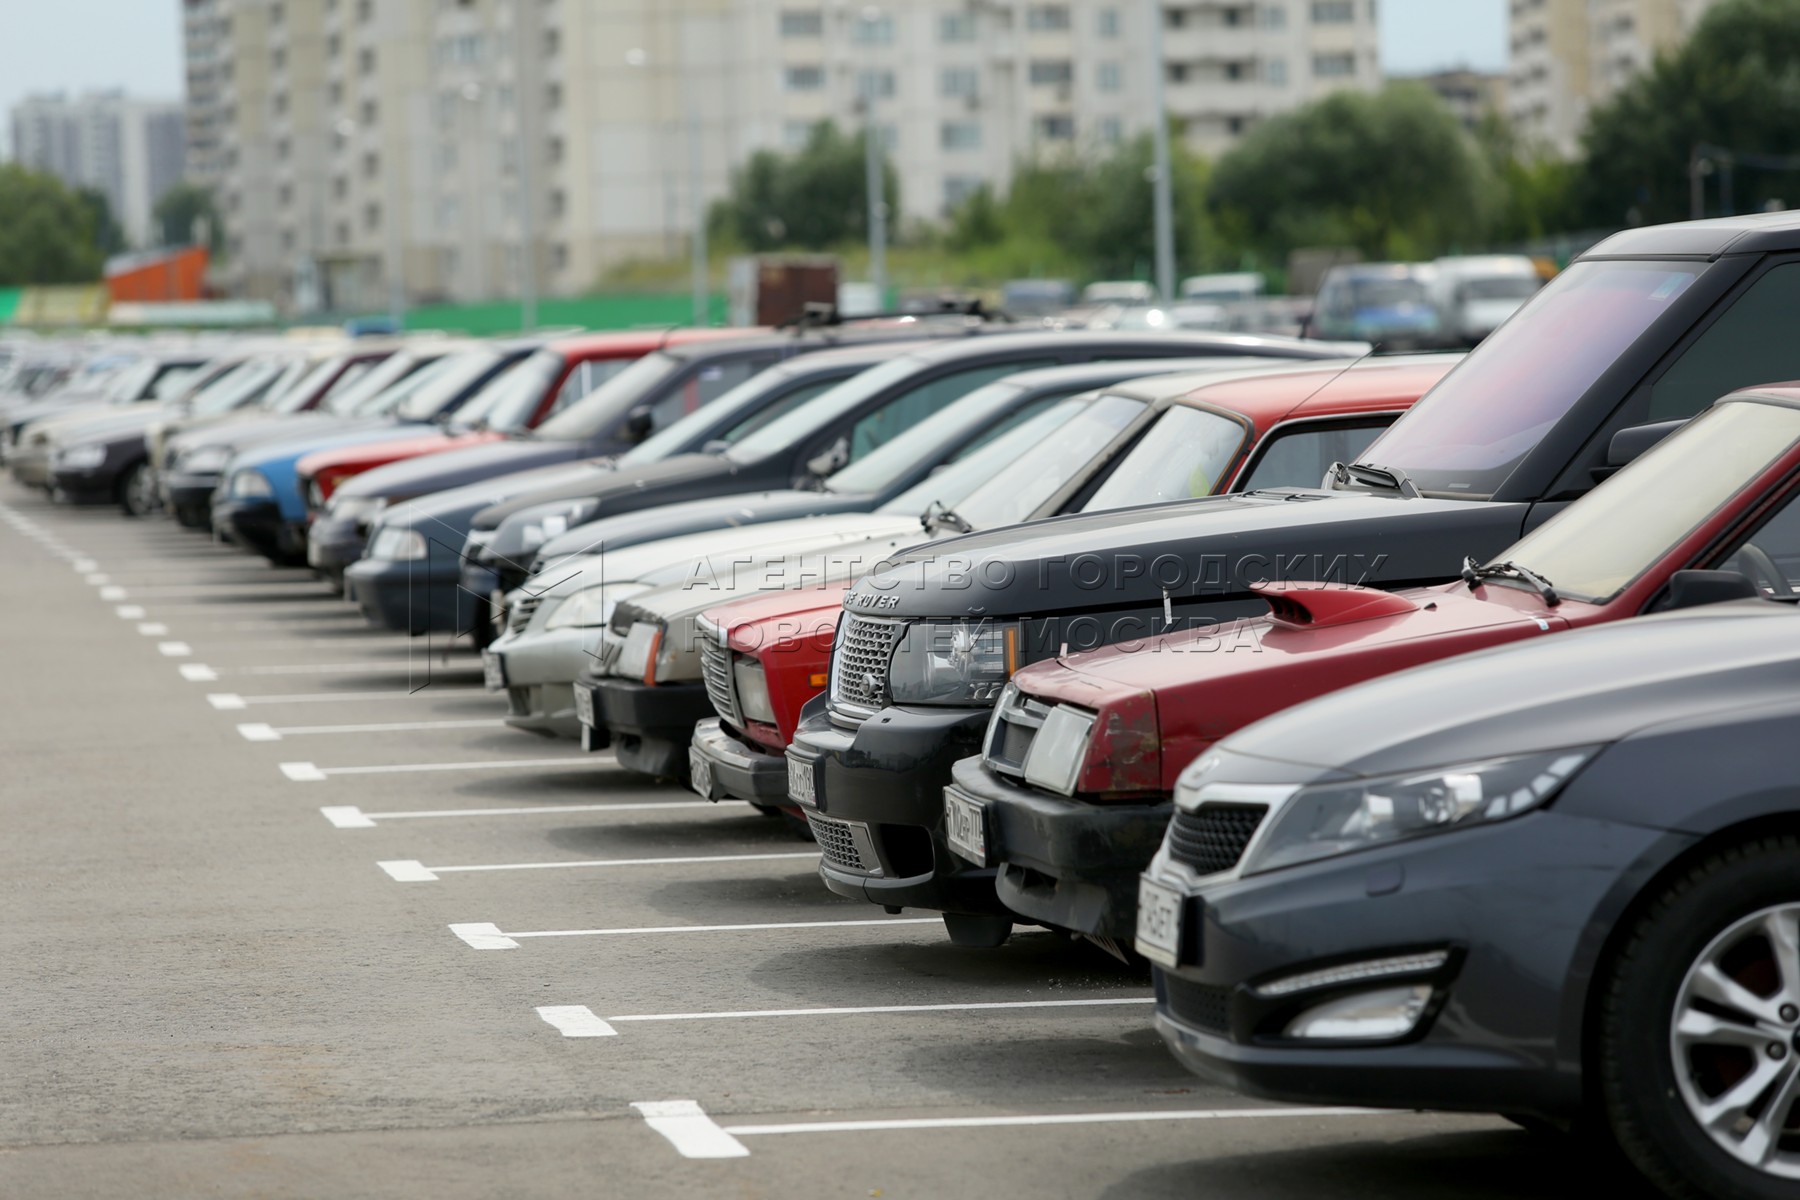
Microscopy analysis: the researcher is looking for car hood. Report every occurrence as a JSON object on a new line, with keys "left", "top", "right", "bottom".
{"left": 528, "top": 486, "right": 868, "bottom": 565}
{"left": 475, "top": 453, "right": 735, "bottom": 530}
{"left": 339, "top": 437, "right": 583, "bottom": 502}
{"left": 171, "top": 412, "right": 374, "bottom": 460}
{"left": 707, "top": 580, "right": 852, "bottom": 653}
{"left": 852, "top": 490, "right": 1524, "bottom": 621}
{"left": 1222, "top": 599, "right": 1800, "bottom": 780}
{"left": 232, "top": 422, "right": 422, "bottom": 472}
{"left": 383, "top": 459, "right": 613, "bottom": 531}
{"left": 24, "top": 402, "right": 169, "bottom": 443}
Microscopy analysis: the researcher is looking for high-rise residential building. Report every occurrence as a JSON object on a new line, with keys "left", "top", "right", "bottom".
{"left": 183, "top": 0, "right": 231, "bottom": 187}
{"left": 9, "top": 92, "right": 187, "bottom": 249}
{"left": 196, "top": 0, "right": 1379, "bottom": 311}
{"left": 1395, "top": 68, "right": 1508, "bottom": 133}
{"left": 1509, "top": 0, "right": 1724, "bottom": 156}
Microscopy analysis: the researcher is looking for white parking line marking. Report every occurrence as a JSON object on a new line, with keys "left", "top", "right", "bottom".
{"left": 454, "top": 916, "right": 939, "bottom": 949}
{"left": 278, "top": 756, "right": 614, "bottom": 781}
{"left": 537, "top": 1005, "right": 618, "bottom": 1038}
{"left": 601, "top": 997, "right": 1154, "bottom": 1028}
{"left": 321, "top": 798, "right": 729, "bottom": 827}
{"left": 207, "top": 662, "right": 482, "bottom": 679}
{"left": 85, "top": 573, "right": 109, "bottom": 585}
{"left": 72, "top": 559, "right": 97, "bottom": 573}
{"left": 115, "top": 605, "right": 146, "bottom": 619}
{"left": 719, "top": 1106, "right": 1382, "bottom": 1139}
{"left": 179, "top": 664, "right": 219, "bottom": 681}
{"left": 207, "top": 694, "right": 248, "bottom": 710}
{"left": 137, "top": 622, "right": 170, "bottom": 636}
{"left": 378, "top": 851, "right": 818, "bottom": 882}
{"left": 157, "top": 642, "right": 192, "bottom": 657}
{"left": 251, "top": 718, "right": 505, "bottom": 739}
{"left": 237, "top": 723, "right": 281, "bottom": 742}
{"left": 632, "top": 1101, "right": 749, "bottom": 1159}
{"left": 99, "top": 586, "right": 127, "bottom": 601}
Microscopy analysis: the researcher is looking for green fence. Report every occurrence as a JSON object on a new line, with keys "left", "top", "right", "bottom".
{"left": 0, "top": 289, "right": 23, "bottom": 325}
{"left": 380, "top": 293, "right": 731, "bottom": 336}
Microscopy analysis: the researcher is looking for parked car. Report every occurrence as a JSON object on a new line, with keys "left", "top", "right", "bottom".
{"left": 0, "top": 347, "right": 211, "bottom": 454}
{"left": 783, "top": 211, "right": 1800, "bottom": 944}
{"left": 1430, "top": 254, "right": 1545, "bottom": 346}
{"left": 692, "top": 355, "right": 1457, "bottom": 819}
{"left": 1307, "top": 263, "right": 1445, "bottom": 349}
{"left": 1180, "top": 273, "right": 1265, "bottom": 305}
{"left": 957, "top": 385, "right": 1800, "bottom": 953}
{"left": 1082, "top": 281, "right": 1156, "bottom": 305}
{"left": 1141, "top": 592, "right": 1800, "bottom": 1200}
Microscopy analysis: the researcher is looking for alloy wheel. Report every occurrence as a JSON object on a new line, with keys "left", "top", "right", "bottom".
{"left": 1670, "top": 902, "right": 1800, "bottom": 1178}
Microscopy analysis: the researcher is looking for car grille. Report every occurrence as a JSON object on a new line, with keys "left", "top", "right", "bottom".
{"left": 828, "top": 615, "right": 902, "bottom": 717}
{"left": 698, "top": 619, "right": 740, "bottom": 727}
{"left": 807, "top": 812, "right": 880, "bottom": 875}
{"left": 509, "top": 595, "right": 542, "bottom": 633}
{"left": 1167, "top": 803, "right": 1269, "bottom": 876}
{"left": 984, "top": 686, "right": 1052, "bottom": 779}
{"left": 595, "top": 629, "right": 624, "bottom": 675}
{"left": 1162, "top": 976, "right": 1232, "bottom": 1037}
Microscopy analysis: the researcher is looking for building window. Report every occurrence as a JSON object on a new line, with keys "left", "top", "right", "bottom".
{"left": 941, "top": 66, "right": 980, "bottom": 99}
{"left": 336, "top": 221, "right": 351, "bottom": 247}
{"left": 783, "top": 120, "right": 813, "bottom": 150}
{"left": 1028, "top": 60, "right": 1073, "bottom": 86}
{"left": 548, "top": 189, "right": 566, "bottom": 219}
{"left": 784, "top": 65, "right": 824, "bottom": 92}
{"left": 1263, "top": 2, "right": 1287, "bottom": 26}
{"left": 779, "top": 9, "right": 823, "bottom": 37}
{"left": 940, "top": 120, "right": 982, "bottom": 151}
{"left": 1311, "top": 0, "right": 1354, "bottom": 21}
{"left": 853, "top": 14, "right": 894, "bottom": 45}
{"left": 357, "top": 0, "right": 372, "bottom": 21}
{"left": 858, "top": 69, "right": 897, "bottom": 100}
{"left": 1097, "top": 62, "right": 1122, "bottom": 92}
{"left": 436, "top": 143, "right": 456, "bottom": 171}
{"left": 327, "top": 33, "right": 342, "bottom": 56}
{"left": 941, "top": 12, "right": 976, "bottom": 42}
{"left": 273, "top": 92, "right": 289, "bottom": 115}
{"left": 1034, "top": 114, "right": 1075, "bottom": 140}
{"left": 364, "top": 202, "right": 380, "bottom": 232}
{"left": 1098, "top": 7, "right": 1121, "bottom": 36}
{"left": 272, "top": 46, "right": 286, "bottom": 70}
{"left": 333, "top": 175, "right": 348, "bottom": 199}
{"left": 1312, "top": 51, "right": 1355, "bottom": 76}
{"left": 1027, "top": 4, "right": 1071, "bottom": 31}
{"left": 275, "top": 137, "right": 289, "bottom": 160}
{"left": 359, "top": 48, "right": 376, "bottom": 74}
{"left": 1098, "top": 116, "right": 1123, "bottom": 143}
{"left": 270, "top": 1, "right": 284, "bottom": 24}
{"left": 943, "top": 176, "right": 982, "bottom": 213}
{"left": 552, "top": 244, "right": 569, "bottom": 272}
{"left": 1266, "top": 57, "right": 1287, "bottom": 85}
{"left": 362, "top": 151, "right": 379, "bottom": 178}
{"left": 277, "top": 183, "right": 293, "bottom": 207}
{"left": 545, "top": 82, "right": 563, "bottom": 109}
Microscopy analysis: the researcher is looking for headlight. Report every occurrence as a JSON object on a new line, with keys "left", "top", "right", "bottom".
{"left": 1021, "top": 703, "right": 1097, "bottom": 795}
{"left": 56, "top": 444, "right": 106, "bottom": 470}
{"left": 463, "top": 527, "right": 496, "bottom": 557}
{"left": 616, "top": 621, "right": 665, "bottom": 684}
{"left": 1240, "top": 748, "right": 1597, "bottom": 875}
{"left": 886, "top": 621, "right": 1020, "bottom": 705}
{"left": 518, "top": 499, "right": 600, "bottom": 553}
{"left": 735, "top": 660, "right": 775, "bottom": 724}
{"left": 178, "top": 445, "right": 232, "bottom": 475}
{"left": 544, "top": 582, "right": 649, "bottom": 631}
{"left": 328, "top": 495, "right": 388, "bottom": 529}
{"left": 228, "top": 469, "right": 274, "bottom": 498}
{"left": 368, "top": 527, "right": 427, "bottom": 561}
{"left": 307, "top": 478, "right": 326, "bottom": 508}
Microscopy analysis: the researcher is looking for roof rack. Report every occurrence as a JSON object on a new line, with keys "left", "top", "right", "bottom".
{"left": 779, "top": 298, "right": 1015, "bottom": 331}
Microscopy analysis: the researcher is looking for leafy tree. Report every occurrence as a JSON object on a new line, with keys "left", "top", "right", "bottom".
{"left": 0, "top": 164, "right": 105, "bottom": 285}
{"left": 1578, "top": 0, "right": 1800, "bottom": 226}
{"left": 154, "top": 182, "right": 223, "bottom": 250}
{"left": 712, "top": 121, "right": 900, "bottom": 252}
{"left": 75, "top": 188, "right": 125, "bottom": 257}
{"left": 1207, "top": 83, "right": 1495, "bottom": 263}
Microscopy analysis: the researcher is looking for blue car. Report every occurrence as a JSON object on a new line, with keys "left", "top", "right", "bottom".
{"left": 1307, "top": 263, "right": 1447, "bottom": 350}
{"left": 211, "top": 341, "right": 538, "bottom": 564}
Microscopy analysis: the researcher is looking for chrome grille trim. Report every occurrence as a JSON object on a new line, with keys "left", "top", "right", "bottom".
{"left": 806, "top": 812, "right": 884, "bottom": 877}
{"left": 827, "top": 614, "right": 903, "bottom": 721}
{"left": 508, "top": 595, "right": 542, "bottom": 633}
{"left": 698, "top": 617, "right": 740, "bottom": 727}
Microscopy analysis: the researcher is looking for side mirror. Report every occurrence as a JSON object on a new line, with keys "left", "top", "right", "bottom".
{"left": 805, "top": 435, "right": 850, "bottom": 480}
{"left": 699, "top": 438, "right": 731, "bottom": 455}
{"left": 623, "top": 405, "right": 654, "bottom": 443}
{"left": 1594, "top": 419, "right": 1685, "bottom": 481}
{"left": 1662, "top": 569, "right": 1761, "bottom": 612}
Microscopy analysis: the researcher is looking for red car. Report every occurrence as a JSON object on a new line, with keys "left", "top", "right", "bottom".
{"left": 947, "top": 385, "right": 1800, "bottom": 951}
{"left": 689, "top": 354, "right": 1460, "bottom": 811}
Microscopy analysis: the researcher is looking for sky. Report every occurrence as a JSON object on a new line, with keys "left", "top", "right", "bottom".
{"left": 0, "top": 0, "right": 1507, "bottom": 157}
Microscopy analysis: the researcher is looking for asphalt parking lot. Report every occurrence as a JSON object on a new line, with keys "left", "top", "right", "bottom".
{"left": 0, "top": 484, "right": 1654, "bottom": 1199}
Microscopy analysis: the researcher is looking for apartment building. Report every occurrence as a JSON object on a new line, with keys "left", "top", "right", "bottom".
{"left": 1510, "top": 0, "right": 1723, "bottom": 156}
{"left": 10, "top": 92, "right": 186, "bottom": 249}
{"left": 197, "top": 0, "right": 1378, "bottom": 310}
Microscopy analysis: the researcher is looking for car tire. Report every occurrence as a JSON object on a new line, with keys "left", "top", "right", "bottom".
{"left": 117, "top": 461, "right": 157, "bottom": 517}
{"left": 942, "top": 912, "right": 1012, "bottom": 948}
{"left": 1598, "top": 834, "right": 1800, "bottom": 1200}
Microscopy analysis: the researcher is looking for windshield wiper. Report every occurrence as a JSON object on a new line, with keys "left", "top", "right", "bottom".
{"left": 1330, "top": 460, "right": 1421, "bottom": 499}
{"left": 1461, "top": 556, "right": 1560, "bottom": 606}
{"left": 922, "top": 500, "right": 972, "bottom": 534}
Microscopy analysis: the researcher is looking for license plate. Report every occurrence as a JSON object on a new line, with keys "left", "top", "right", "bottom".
{"left": 482, "top": 651, "right": 506, "bottom": 692}
{"left": 787, "top": 756, "right": 816, "bottom": 807}
{"left": 688, "top": 747, "right": 716, "bottom": 799}
{"left": 1136, "top": 876, "right": 1185, "bottom": 968}
{"left": 573, "top": 683, "right": 594, "bottom": 727}
{"left": 944, "top": 790, "right": 987, "bottom": 866}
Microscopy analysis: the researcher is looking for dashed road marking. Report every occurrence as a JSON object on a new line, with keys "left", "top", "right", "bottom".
{"left": 179, "top": 664, "right": 219, "bottom": 681}
{"left": 278, "top": 755, "right": 614, "bottom": 781}
{"left": 240, "top": 718, "right": 505, "bottom": 741}
{"left": 320, "top": 798, "right": 741, "bottom": 828}
{"left": 537, "top": 1005, "right": 618, "bottom": 1038}
{"left": 631, "top": 1101, "right": 749, "bottom": 1159}
{"left": 377, "top": 851, "right": 818, "bottom": 882}
{"left": 452, "top": 916, "right": 939, "bottom": 950}
{"left": 157, "top": 641, "right": 192, "bottom": 657}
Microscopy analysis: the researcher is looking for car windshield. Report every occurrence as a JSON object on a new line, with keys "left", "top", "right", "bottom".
{"left": 1351, "top": 277, "right": 1429, "bottom": 307}
{"left": 1355, "top": 261, "right": 1704, "bottom": 499}
{"left": 1079, "top": 404, "right": 1248, "bottom": 509}
{"left": 272, "top": 356, "right": 347, "bottom": 414}
{"left": 532, "top": 351, "right": 682, "bottom": 440}
{"left": 1461, "top": 276, "right": 1541, "bottom": 302}
{"left": 940, "top": 394, "right": 1148, "bottom": 529}
{"left": 469, "top": 348, "right": 566, "bottom": 433}
{"left": 327, "top": 353, "right": 432, "bottom": 415}
{"left": 725, "top": 354, "right": 926, "bottom": 462}
{"left": 390, "top": 349, "right": 506, "bottom": 421}
{"left": 880, "top": 397, "right": 1091, "bottom": 520}
{"left": 190, "top": 359, "right": 289, "bottom": 416}
{"left": 443, "top": 354, "right": 538, "bottom": 431}
{"left": 1500, "top": 400, "right": 1800, "bottom": 602}
{"left": 103, "top": 359, "right": 157, "bottom": 404}
{"left": 618, "top": 358, "right": 821, "bottom": 466}
{"left": 824, "top": 380, "right": 1028, "bottom": 496}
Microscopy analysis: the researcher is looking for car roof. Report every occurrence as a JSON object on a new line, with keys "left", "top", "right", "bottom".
{"left": 994, "top": 356, "right": 1297, "bottom": 395}
{"left": 543, "top": 327, "right": 755, "bottom": 357}
{"left": 1110, "top": 353, "right": 1461, "bottom": 429}
{"left": 1583, "top": 209, "right": 1800, "bottom": 259}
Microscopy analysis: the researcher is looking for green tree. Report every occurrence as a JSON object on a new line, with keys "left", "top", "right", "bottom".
{"left": 75, "top": 188, "right": 126, "bottom": 257}
{"left": 1207, "top": 83, "right": 1495, "bottom": 263}
{"left": 154, "top": 182, "right": 223, "bottom": 250}
{"left": 0, "top": 164, "right": 105, "bottom": 285}
{"left": 712, "top": 121, "right": 900, "bottom": 252}
{"left": 1578, "top": 0, "right": 1800, "bottom": 226}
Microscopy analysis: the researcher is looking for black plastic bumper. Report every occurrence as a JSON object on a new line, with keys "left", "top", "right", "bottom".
{"left": 306, "top": 516, "right": 367, "bottom": 575}
{"left": 590, "top": 675, "right": 712, "bottom": 780}
{"left": 786, "top": 696, "right": 1008, "bottom": 915}
{"left": 49, "top": 469, "right": 115, "bottom": 505}
{"left": 164, "top": 473, "right": 220, "bottom": 525}
{"left": 343, "top": 558, "right": 466, "bottom": 634}
{"left": 214, "top": 497, "right": 304, "bottom": 561}
{"left": 690, "top": 717, "right": 789, "bottom": 803}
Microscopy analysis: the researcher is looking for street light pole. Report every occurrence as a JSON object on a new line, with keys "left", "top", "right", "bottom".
{"left": 512, "top": 3, "right": 538, "bottom": 331}
{"left": 689, "top": 103, "right": 709, "bottom": 325}
{"left": 1145, "top": 0, "right": 1176, "bottom": 302}
{"left": 860, "top": 7, "right": 888, "bottom": 307}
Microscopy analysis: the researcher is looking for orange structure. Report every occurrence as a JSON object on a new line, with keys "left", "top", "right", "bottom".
{"left": 104, "top": 246, "right": 209, "bottom": 303}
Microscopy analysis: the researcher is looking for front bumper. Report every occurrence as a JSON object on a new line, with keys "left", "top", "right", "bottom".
{"left": 48, "top": 466, "right": 115, "bottom": 504}
{"left": 485, "top": 625, "right": 594, "bottom": 739}
{"left": 163, "top": 471, "right": 222, "bottom": 524}
{"left": 785, "top": 698, "right": 1007, "bottom": 915}
{"left": 1148, "top": 809, "right": 1671, "bottom": 1119}
{"left": 343, "top": 556, "right": 467, "bottom": 635}
{"left": 213, "top": 495, "right": 305, "bottom": 561}
{"left": 944, "top": 755, "right": 1168, "bottom": 940}
{"left": 10, "top": 449, "right": 52, "bottom": 488}
{"left": 588, "top": 675, "right": 712, "bottom": 780}
{"left": 306, "top": 514, "right": 370, "bottom": 576}
{"left": 690, "top": 717, "right": 789, "bottom": 803}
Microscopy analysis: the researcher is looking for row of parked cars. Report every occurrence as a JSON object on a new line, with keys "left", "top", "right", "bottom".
{"left": 14, "top": 213, "right": 1800, "bottom": 1199}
